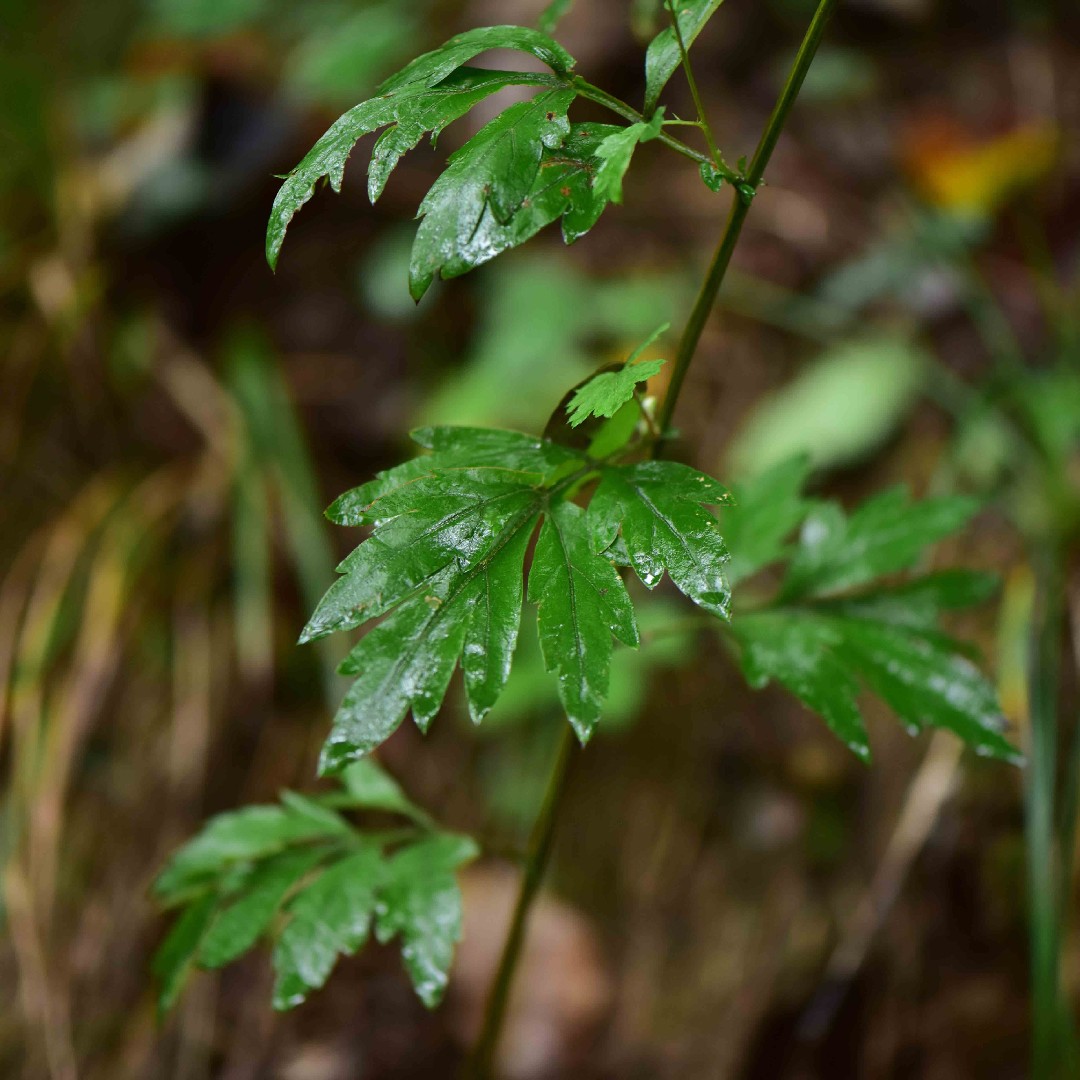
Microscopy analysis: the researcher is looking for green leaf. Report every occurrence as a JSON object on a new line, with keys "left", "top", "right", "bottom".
{"left": 733, "top": 601, "right": 1018, "bottom": 763}
{"left": 736, "top": 611, "right": 869, "bottom": 761}
{"left": 153, "top": 893, "right": 216, "bottom": 1014}
{"left": 529, "top": 500, "right": 639, "bottom": 741}
{"left": 592, "top": 109, "right": 664, "bottom": 205}
{"left": 589, "top": 461, "right": 731, "bottom": 616}
{"left": 565, "top": 322, "right": 668, "bottom": 427}
{"left": 377, "top": 25, "right": 575, "bottom": 93}
{"left": 538, "top": 0, "right": 574, "bottom": 33}
{"left": 199, "top": 847, "right": 326, "bottom": 969}
{"left": 272, "top": 846, "right": 386, "bottom": 1009}
{"left": 374, "top": 834, "right": 480, "bottom": 1008}
{"left": 720, "top": 456, "right": 813, "bottom": 586}
{"left": 409, "top": 89, "right": 576, "bottom": 300}
{"left": 781, "top": 488, "right": 981, "bottom": 601}
{"left": 411, "top": 121, "right": 624, "bottom": 299}
{"left": 699, "top": 161, "right": 726, "bottom": 192}
{"left": 644, "top": 0, "right": 726, "bottom": 114}
{"left": 267, "top": 68, "right": 563, "bottom": 270}
{"left": 154, "top": 806, "right": 341, "bottom": 904}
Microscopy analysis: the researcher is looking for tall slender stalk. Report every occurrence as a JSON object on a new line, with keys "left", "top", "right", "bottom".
{"left": 466, "top": 3, "right": 840, "bottom": 1074}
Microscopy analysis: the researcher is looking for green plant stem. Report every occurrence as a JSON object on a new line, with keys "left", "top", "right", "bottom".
{"left": 656, "top": 0, "right": 840, "bottom": 439}
{"left": 571, "top": 77, "right": 739, "bottom": 183}
{"left": 467, "top": 7, "right": 839, "bottom": 1073}
{"left": 465, "top": 726, "right": 579, "bottom": 1079}
{"left": 665, "top": 0, "right": 724, "bottom": 169}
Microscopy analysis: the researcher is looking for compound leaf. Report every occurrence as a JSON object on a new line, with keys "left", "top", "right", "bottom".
{"left": 272, "top": 846, "right": 386, "bottom": 1010}
{"left": 589, "top": 460, "right": 731, "bottom": 616}
{"left": 374, "top": 834, "right": 480, "bottom": 1008}
{"left": 644, "top": 0, "right": 727, "bottom": 114}
{"left": 529, "top": 500, "right": 639, "bottom": 741}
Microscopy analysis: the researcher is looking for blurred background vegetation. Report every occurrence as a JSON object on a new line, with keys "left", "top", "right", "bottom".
{"left": 1, "top": 0, "right": 1078, "bottom": 1076}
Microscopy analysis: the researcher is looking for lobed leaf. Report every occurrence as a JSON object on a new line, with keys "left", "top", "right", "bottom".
{"left": 644, "top": 0, "right": 727, "bottom": 114}
{"left": 272, "top": 846, "right": 385, "bottom": 1009}
{"left": 374, "top": 834, "right": 480, "bottom": 1008}
{"left": 589, "top": 460, "right": 731, "bottom": 616}
{"left": 733, "top": 583, "right": 1018, "bottom": 763}
{"left": 529, "top": 501, "right": 639, "bottom": 741}
{"left": 267, "top": 68, "right": 562, "bottom": 270}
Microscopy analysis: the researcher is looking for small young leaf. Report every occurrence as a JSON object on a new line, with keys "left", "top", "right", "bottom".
{"left": 529, "top": 501, "right": 639, "bottom": 741}
{"left": 374, "top": 834, "right": 480, "bottom": 1008}
{"left": 699, "top": 161, "right": 726, "bottom": 191}
{"left": 272, "top": 846, "right": 386, "bottom": 1009}
{"left": 780, "top": 488, "right": 981, "bottom": 601}
{"left": 337, "top": 760, "right": 428, "bottom": 821}
{"left": 589, "top": 460, "right": 732, "bottom": 616}
{"left": 153, "top": 893, "right": 216, "bottom": 1014}
{"left": 592, "top": 109, "right": 665, "bottom": 205}
{"left": 409, "top": 90, "right": 576, "bottom": 300}
{"left": 565, "top": 322, "right": 668, "bottom": 427}
{"left": 199, "top": 847, "right": 326, "bottom": 969}
{"left": 644, "top": 0, "right": 726, "bottom": 114}
{"left": 154, "top": 806, "right": 341, "bottom": 904}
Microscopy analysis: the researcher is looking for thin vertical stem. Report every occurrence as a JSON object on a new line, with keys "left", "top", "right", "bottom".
{"left": 665, "top": 0, "right": 724, "bottom": 169}
{"left": 467, "top": 2, "right": 841, "bottom": 1073}
{"left": 657, "top": 0, "right": 841, "bottom": 439}
{"left": 465, "top": 726, "right": 579, "bottom": 1079}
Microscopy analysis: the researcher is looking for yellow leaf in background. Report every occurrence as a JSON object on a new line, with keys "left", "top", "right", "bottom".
{"left": 901, "top": 117, "right": 1059, "bottom": 218}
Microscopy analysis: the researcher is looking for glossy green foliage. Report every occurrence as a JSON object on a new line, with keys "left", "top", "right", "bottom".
{"left": 305, "top": 426, "right": 732, "bottom": 766}
{"left": 721, "top": 465, "right": 1017, "bottom": 763}
{"left": 590, "top": 461, "right": 732, "bottom": 616}
{"left": 644, "top": 0, "right": 726, "bottom": 114}
{"left": 154, "top": 763, "right": 478, "bottom": 1013}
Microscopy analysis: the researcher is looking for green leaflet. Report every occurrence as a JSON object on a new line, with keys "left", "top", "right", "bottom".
{"left": 267, "top": 67, "right": 562, "bottom": 269}
{"left": 199, "top": 847, "right": 326, "bottom": 969}
{"left": 592, "top": 109, "right": 665, "bottom": 204}
{"left": 154, "top": 805, "right": 341, "bottom": 904}
{"left": 377, "top": 25, "right": 575, "bottom": 92}
{"left": 374, "top": 834, "right": 480, "bottom": 1008}
{"left": 644, "top": 0, "right": 726, "bottom": 114}
{"left": 733, "top": 600, "right": 1019, "bottom": 764}
{"left": 565, "top": 322, "right": 669, "bottom": 427}
{"left": 409, "top": 89, "right": 576, "bottom": 299}
{"left": 272, "top": 846, "right": 385, "bottom": 1010}
{"left": 589, "top": 460, "right": 732, "bottom": 617}
{"left": 780, "top": 487, "right": 981, "bottom": 600}
{"left": 529, "top": 500, "right": 639, "bottom": 741}
{"left": 155, "top": 777, "right": 479, "bottom": 1014}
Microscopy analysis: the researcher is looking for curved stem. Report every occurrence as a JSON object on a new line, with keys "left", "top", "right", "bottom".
{"left": 465, "top": 726, "right": 579, "bottom": 1079}
{"left": 656, "top": 0, "right": 841, "bottom": 439}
